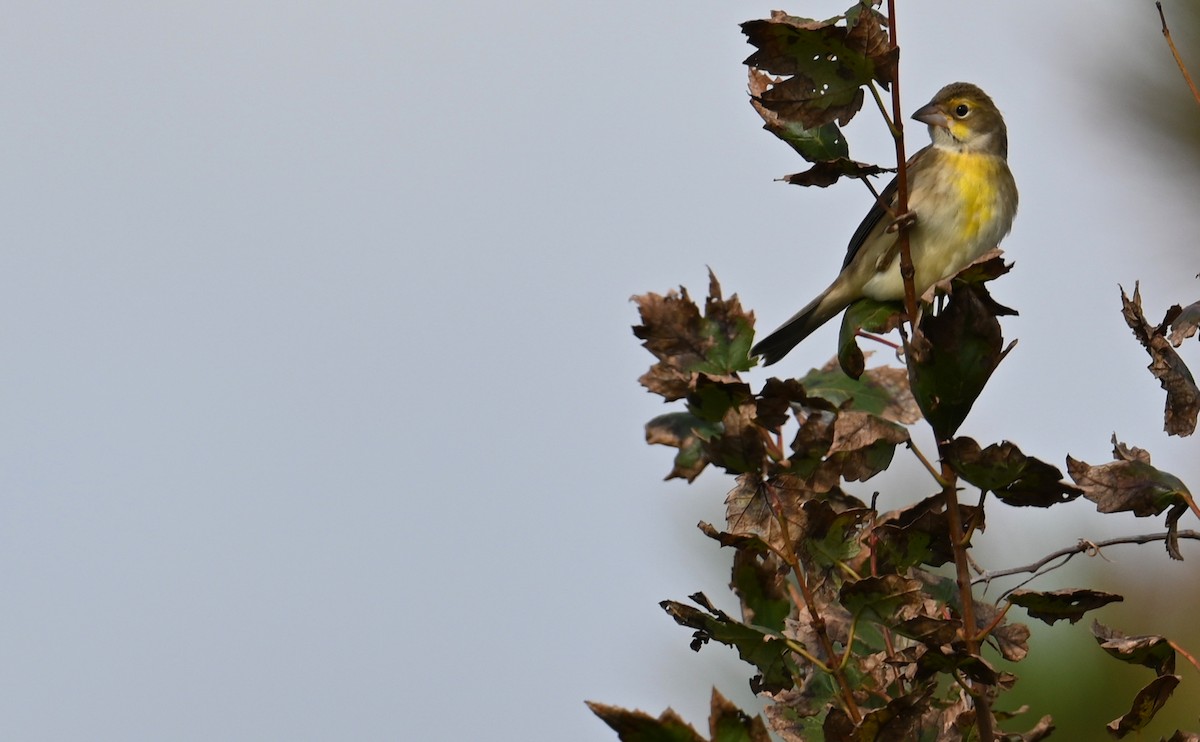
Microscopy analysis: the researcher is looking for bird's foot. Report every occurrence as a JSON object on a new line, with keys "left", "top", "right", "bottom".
{"left": 886, "top": 210, "right": 917, "bottom": 234}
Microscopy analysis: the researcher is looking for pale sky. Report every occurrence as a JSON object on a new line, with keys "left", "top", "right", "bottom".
{"left": 1, "top": 2, "right": 1197, "bottom": 740}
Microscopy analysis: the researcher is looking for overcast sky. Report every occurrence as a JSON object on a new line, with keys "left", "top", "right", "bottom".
{"left": 0, "top": 2, "right": 1197, "bottom": 740}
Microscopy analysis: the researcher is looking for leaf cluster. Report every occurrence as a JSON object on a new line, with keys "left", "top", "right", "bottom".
{"left": 595, "top": 3, "right": 1200, "bottom": 739}
{"left": 597, "top": 268, "right": 1200, "bottom": 741}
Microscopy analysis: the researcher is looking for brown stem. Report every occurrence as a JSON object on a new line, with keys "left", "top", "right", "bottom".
{"left": 1157, "top": 2, "right": 1200, "bottom": 106}
{"left": 938, "top": 449, "right": 995, "bottom": 740}
{"left": 767, "top": 485, "right": 862, "bottom": 723}
{"left": 973, "top": 530, "right": 1200, "bottom": 587}
{"left": 1168, "top": 638, "right": 1200, "bottom": 675}
{"left": 885, "top": 0, "right": 918, "bottom": 329}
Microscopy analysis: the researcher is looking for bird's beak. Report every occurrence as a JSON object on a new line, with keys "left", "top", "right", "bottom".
{"left": 912, "top": 103, "right": 950, "bottom": 129}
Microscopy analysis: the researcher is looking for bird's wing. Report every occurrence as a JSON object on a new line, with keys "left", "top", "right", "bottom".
{"left": 839, "top": 144, "right": 930, "bottom": 270}
{"left": 840, "top": 175, "right": 896, "bottom": 269}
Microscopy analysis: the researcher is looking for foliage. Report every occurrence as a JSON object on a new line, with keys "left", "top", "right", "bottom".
{"left": 592, "top": 2, "right": 1200, "bottom": 740}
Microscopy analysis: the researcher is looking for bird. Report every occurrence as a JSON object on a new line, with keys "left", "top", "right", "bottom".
{"left": 751, "top": 82, "right": 1018, "bottom": 366}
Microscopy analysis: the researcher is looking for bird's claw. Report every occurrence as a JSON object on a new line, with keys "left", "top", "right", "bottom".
{"left": 886, "top": 210, "right": 917, "bottom": 234}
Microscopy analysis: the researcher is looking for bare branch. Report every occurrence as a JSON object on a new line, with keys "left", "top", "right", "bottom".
{"left": 974, "top": 530, "right": 1200, "bottom": 589}
{"left": 1156, "top": 2, "right": 1200, "bottom": 106}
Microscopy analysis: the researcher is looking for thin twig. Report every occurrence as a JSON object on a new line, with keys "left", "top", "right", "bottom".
{"left": 884, "top": 0, "right": 918, "bottom": 330}
{"left": 905, "top": 439, "right": 945, "bottom": 484}
{"left": 1156, "top": 2, "right": 1200, "bottom": 106}
{"left": 767, "top": 483, "right": 863, "bottom": 723}
{"left": 973, "top": 530, "right": 1200, "bottom": 587}
{"left": 1169, "top": 638, "right": 1200, "bottom": 675}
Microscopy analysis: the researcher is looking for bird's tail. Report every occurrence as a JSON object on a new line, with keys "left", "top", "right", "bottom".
{"left": 751, "top": 289, "right": 846, "bottom": 366}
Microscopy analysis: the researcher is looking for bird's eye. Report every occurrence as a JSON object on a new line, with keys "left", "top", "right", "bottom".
{"left": 954, "top": 103, "right": 970, "bottom": 117}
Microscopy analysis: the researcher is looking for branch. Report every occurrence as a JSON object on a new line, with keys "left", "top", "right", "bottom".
{"left": 1157, "top": 2, "right": 1200, "bottom": 107}
{"left": 973, "top": 530, "right": 1200, "bottom": 588}
{"left": 885, "top": 0, "right": 919, "bottom": 330}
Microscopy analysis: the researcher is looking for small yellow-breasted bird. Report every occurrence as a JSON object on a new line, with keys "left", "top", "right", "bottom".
{"left": 752, "top": 82, "right": 1018, "bottom": 365}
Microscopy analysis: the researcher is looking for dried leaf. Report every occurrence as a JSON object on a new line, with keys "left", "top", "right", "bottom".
{"left": 633, "top": 271, "right": 755, "bottom": 401}
{"left": 1092, "top": 621, "right": 1176, "bottom": 675}
{"left": 708, "top": 689, "right": 773, "bottom": 742}
{"left": 646, "top": 411, "right": 717, "bottom": 482}
{"left": 874, "top": 495, "right": 983, "bottom": 571}
{"left": 1121, "top": 284, "right": 1200, "bottom": 436}
{"left": 1106, "top": 674, "right": 1181, "bottom": 738}
{"left": 839, "top": 574, "right": 923, "bottom": 623}
{"left": 1067, "top": 439, "right": 1192, "bottom": 518}
{"left": 754, "top": 377, "right": 810, "bottom": 430}
{"left": 586, "top": 700, "right": 707, "bottom": 741}
{"left": 741, "top": 9, "right": 893, "bottom": 130}
{"left": 1007, "top": 588, "right": 1124, "bottom": 626}
{"left": 1168, "top": 300, "right": 1200, "bottom": 346}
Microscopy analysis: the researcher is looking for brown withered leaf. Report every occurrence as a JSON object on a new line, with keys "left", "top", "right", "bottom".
{"left": 1018, "top": 715, "right": 1057, "bottom": 742}
{"left": 645, "top": 411, "right": 715, "bottom": 482}
{"left": 891, "top": 615, "right": 962, "bottom": 647}
{"left": 783, "top": 408, "right": 908, "bottom": 493}
{"left": 1092, "top": 621, "right": 1176, "bottom": 675}
{"left": 724, "top": 474, "right": 865, "bottom": 557}
{"left": 1106, "top": 674, "right": 1181, "bottom": 738}
{"left": 741, "top": 9, "right": 894, "bottom": 130}
{"left": 1067, "top": 438, "right": 1192, "bottom": 518}
{"left": 708, "top": 689, "right": 773, "bottom": 742}
{"left": 699, "top": 386, "right": 766, "bottom": 476}
{"left": 826, "top": 410, "right": 910, "bottom": 481}
{"left": 788, "top": 592, "right": 853, "bottom": 660}
{"left": 874, "top": 495, "right": 983, "bottom": 571}
{"left": 1168, "top": 300, "right": 1200, "bottom": 346}
{"left": 839, "top": 574, "right": 923, "bottom": 624}
{"left": 1007, "top": 588, "right": 1123, "bottom": 626}
{"left": 586, "top": 700, "right": 706, "bottom": 741}
{"left": 633, "top": 286, "right": 704, "bottom": 400}
{"left": 1164, "top": 731, "right": 1200, "bottom": 742}
{"left": 850, "top": 687, "right": 931, "bottom": 742}
{"left": 975, "top": 599, "right": 1031, "bottom": 663}
{"left": 632, "top": 271, "right": 755, "bottom": 401}
{"left": 1121, "top": 283, "right": 1200, "bottom": 436}
{"left": 754, "top": 377, "right": 811, "bottom": 430}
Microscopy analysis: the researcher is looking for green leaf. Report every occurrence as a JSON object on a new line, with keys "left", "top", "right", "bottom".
{"left": 837, "top": 299, "right": 903, "bottom": 379}
{"left": 943, "top": 437, "right": 1082, "bottom": 508}
{"left": 661, "top": 595, "right": 797, "bottom": 694}
{"left": 698, "top": 523, "right": 793, "bottom": 632}
{"left": 800, "top": 361, "right": 920, "bottom": 424}
{"left": 1106, "top": 675, "right": 1181, "bottom": 738}
{"left": 645, "top": 411, "right": 720, "bottom": 482}
{"left": 907, "top": 283, "right": 1006, "bottom": 440}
